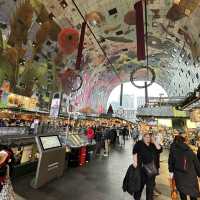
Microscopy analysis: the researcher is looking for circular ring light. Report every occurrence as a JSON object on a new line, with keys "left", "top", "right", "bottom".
{"left": 59, "top": 69, "right": 83, "bottom": 94}
{"left": 130, "top": 66, "right": 156, "bottom": 88}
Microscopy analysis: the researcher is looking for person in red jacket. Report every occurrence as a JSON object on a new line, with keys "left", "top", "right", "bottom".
{"left": 86, "top": 127, "right": 95, "bottom": 144}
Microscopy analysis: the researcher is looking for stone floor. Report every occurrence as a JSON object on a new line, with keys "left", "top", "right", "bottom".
{"left": 14, "top": 140, "right": 172, "bottom": 200}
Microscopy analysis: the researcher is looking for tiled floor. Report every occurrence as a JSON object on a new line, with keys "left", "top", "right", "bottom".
{"left": 14, "top": 140, "right": 171, "bottom": 200}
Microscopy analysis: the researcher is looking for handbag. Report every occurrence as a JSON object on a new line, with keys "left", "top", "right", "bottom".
{"left": 169, "top": 178, "right": 178, "bottom": 200}
{"left": 143, "top": 161, "right": 158, "bottom": 177}
{"left": 0, "top": 166, "right": 15, "bottom": 200}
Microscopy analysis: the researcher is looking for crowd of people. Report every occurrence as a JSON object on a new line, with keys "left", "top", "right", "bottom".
{"left": 123, "top": 126, "right": 200, "bottom": 200}
{"left": 84, "top": 125, "right": 129, "bottom": 157}
{"left": 2, "top": 119, "right": 200, "bottom": 200}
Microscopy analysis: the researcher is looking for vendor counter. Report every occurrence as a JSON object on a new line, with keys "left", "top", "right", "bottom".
{"left": 0, "top": 127, "right": 96, "bottom": 179}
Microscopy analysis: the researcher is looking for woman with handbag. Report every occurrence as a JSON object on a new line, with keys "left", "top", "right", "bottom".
{"left": 132, "top": 133, "right": 162, "bottom": 200}
{"left": 168, "top": 134, "right": 200, "bottom": 200}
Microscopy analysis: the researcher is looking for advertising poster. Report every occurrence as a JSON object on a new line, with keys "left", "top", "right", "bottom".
{"left": 50, "top": 93, "right": 62, "bottom": 118}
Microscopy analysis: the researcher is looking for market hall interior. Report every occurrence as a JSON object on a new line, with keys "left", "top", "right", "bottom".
{"left": 1, "top": 0, "right": 200, "bottom": 200}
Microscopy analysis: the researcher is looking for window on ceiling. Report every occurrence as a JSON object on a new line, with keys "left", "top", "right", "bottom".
{"left": 188, "top": 70, "right": 191, "bottom": 75}
{"left": 108, "top": 8, "right": 118, "bottom": 15}
{"left": 116, "top": 30, "right": 123, "bottom": 35}
{"left": 196, "top": 73, "right": 199, "bottom": 79}
{"left": 46, "top": 40, "right": 51, "bottom": 46}
{"left": 49, "top": 13, "right": 55, "bottom": 20}
{"left": 181, "top": 69, "right": 183, "bottom": 73}
{"left": 60, "top": 0, "right": 68, "bottom": 8}
{"left": 192, "top": 79, "right": 194, "bottom": 83}
{"left": 76, "top": 23, "right": 81, "bottom": 30}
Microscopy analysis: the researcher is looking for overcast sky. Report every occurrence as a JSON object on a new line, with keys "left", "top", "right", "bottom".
{"left": 107, "top": 82, "right": 168, "bottom": 109}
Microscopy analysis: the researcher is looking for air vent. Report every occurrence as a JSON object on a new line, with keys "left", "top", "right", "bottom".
{"left": 108, "top": 8, "right": 118, "bottom": 15}
{"left": 122, "top": 48, "right": 128, "bottom": 51}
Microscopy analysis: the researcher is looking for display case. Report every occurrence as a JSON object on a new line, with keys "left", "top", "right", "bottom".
{"left": 60, "top": 131, "right": 96, "bottom": 167}
{"left": 0, "top": 126, "right": 29, "bottom": 136}
{"left": 0, "top": 134, "right": 39, "bottom": 177}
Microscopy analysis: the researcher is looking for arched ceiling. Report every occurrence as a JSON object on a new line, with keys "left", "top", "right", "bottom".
{"left": 0, "top": 0, "right": 200, "bottom": 112}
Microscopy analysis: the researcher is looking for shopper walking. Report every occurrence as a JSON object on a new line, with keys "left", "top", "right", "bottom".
{"left": 94, "top": 127, "right": 103, "bottom": 156}
{"left": 132, "top": 127, "right": 139, "bottom": 144}
{"left": 121, "top": 127, "right": 127, "bottom": 146}
{"left": 86, "top": 126, "right": 95, "bottom": 144}
{"left": 153, "top": 133, "right": 162, "bottom": 196}
{"left": 103, "top": 128, "right": 111, "bottom": 156}
{"left": 132, "top": 133, "right": 162, "bottom": 200}
{"left": 168, "top": 134, "right": 200, "bottom": 200}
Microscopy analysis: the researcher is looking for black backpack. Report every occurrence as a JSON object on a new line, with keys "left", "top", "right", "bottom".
{"left": 174, "top": 150, "right": 189, "bottom": 172}
{"left": 122, "top": 165, "right": 141, "bottom": 195}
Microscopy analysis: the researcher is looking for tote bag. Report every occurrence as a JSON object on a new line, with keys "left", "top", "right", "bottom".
{"left": 0, "top": 166, "right": 15, "bottom": 200}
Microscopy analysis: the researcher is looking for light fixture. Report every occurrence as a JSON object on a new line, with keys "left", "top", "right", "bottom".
{"left": 152, "top": 41, "right": 157, "bottom": 45}
{"left": 185, "top": 9, "right": 191, "bottom": 16}
{"left": 174, "top": 0, "right": 181, "bottom": 5}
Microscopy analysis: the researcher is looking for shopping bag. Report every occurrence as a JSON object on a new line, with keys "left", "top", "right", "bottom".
{"left": 169, "top": 178, "right": 178, "bottom": 200}
{"left": 0, "top": 166, "right": 15, "bottom": 200}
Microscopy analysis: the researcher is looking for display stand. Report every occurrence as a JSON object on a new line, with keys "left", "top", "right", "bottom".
{"left": 31, "top": 135, "right": 65, "bottom": 189}
{"left": 79, "top": 146, "right": 87, "bottom": 166}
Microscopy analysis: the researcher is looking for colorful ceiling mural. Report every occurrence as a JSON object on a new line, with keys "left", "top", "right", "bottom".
{"left": 0, "top": 0, "right": 200, "bottom": 112}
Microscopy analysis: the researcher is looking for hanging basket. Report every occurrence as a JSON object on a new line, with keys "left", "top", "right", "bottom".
{"left": 58, "top": 28, "right": 79, "bottom": 55}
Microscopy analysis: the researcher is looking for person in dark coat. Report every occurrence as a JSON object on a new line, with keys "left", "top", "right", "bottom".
{"left": 94, "top": 127, "right": 103, "bottom": 156}
{"left": 110, "top": 126, "right": 117, "bottom": 147}
{"left": 132, "top": 133, "right": 162, "bottom": 200}
{"left": 197, "top": 145, "right": 200, "bottom": 163}
{"left": 168, "top": 135, "right": 200, "bottom": 200}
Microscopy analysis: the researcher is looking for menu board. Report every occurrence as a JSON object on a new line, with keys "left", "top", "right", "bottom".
{"left": 39, "top": 136, "right": 62, "bottom": 150}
